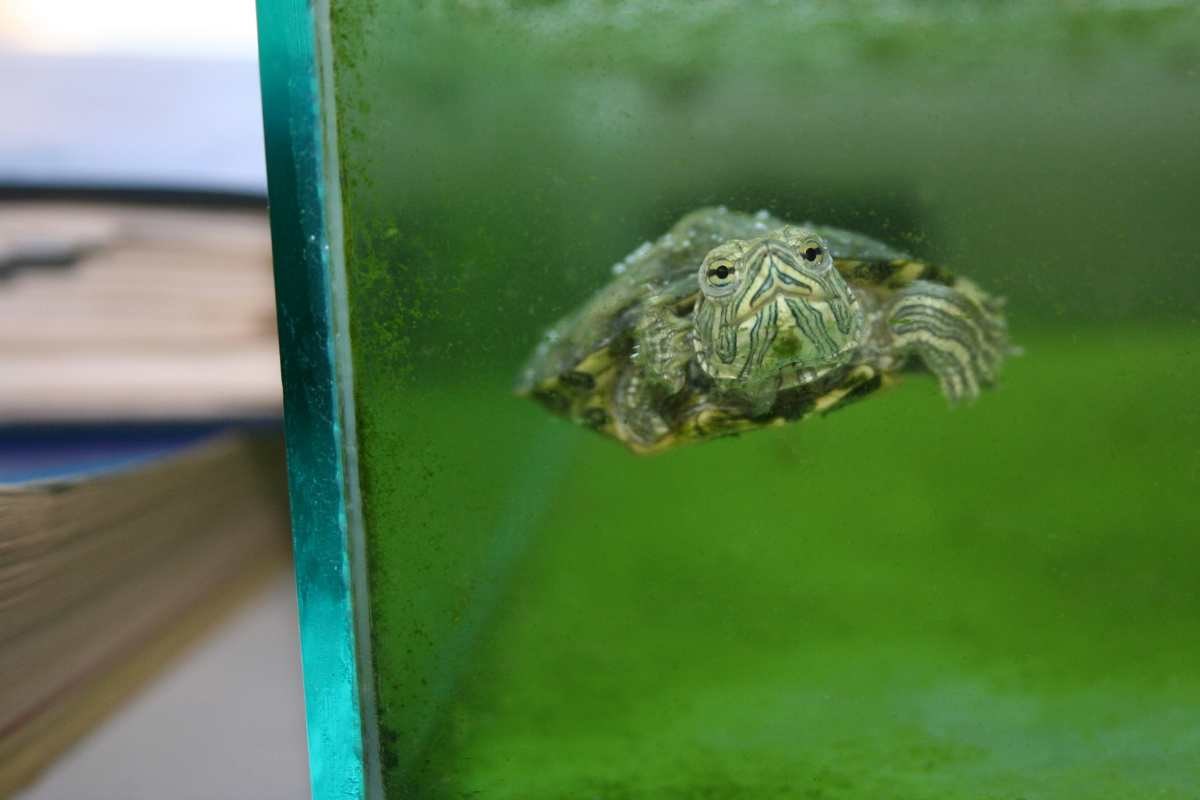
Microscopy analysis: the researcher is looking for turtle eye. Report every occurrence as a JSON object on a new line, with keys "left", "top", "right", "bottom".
{"left": 802, "top": 246, "right": 823, "bottom": 262}
{"left": 703, "top": 262, "right": 738, "bottom": 292}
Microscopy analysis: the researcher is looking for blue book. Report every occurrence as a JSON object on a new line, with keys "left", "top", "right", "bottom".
{"left": 0, "top": 427, "right": 289, "bottom": 793}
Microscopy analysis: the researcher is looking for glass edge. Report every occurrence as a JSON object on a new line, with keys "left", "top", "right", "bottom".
{"left": 255, "top": 1, "right": 379, "bottom": 797}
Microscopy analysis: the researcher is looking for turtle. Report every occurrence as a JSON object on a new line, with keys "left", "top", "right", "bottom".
{"left": 516, "top": 207, "right": 1011, "bottom": 454}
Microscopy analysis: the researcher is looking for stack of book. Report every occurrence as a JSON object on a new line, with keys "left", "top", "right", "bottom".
{"left": 0, "top": 195, "right": 289, "bottom": 793}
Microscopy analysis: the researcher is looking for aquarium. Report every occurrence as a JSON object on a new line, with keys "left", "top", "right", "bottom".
{"left": 258, "top": 2, "right": 1200, "bottom": 797}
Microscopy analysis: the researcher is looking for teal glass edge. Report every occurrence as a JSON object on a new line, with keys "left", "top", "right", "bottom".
{"left": 255, "top": 2, "right": 368, "bottom": 798}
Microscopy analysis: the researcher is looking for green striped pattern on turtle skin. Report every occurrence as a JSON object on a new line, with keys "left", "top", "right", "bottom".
{"left": 517, "top": 207, "right": 1012, "bottom": 454}
{"left": 888, "top": 278, "right": 1009, "bottom": 402}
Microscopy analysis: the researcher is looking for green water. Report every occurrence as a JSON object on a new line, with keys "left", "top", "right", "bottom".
{"left": 327, "top": 2, "right": 1200, "bottom": 796}
{"left": 413, "top": 329, "right": 1200, "bottom": 798}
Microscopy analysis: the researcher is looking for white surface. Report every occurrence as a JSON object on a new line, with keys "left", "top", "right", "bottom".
{"left": 0, "top": 0, "right": 258, "bottom": 59}
{"left": 0, "top": 53, "right": 266, "bottom": 194}
{"left": 18, "top": 570, "right": 311, "bottom": 800}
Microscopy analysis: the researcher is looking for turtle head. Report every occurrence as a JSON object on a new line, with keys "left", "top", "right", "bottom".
{"left": 692, "top": 227, "right": 864, "bottom": 387}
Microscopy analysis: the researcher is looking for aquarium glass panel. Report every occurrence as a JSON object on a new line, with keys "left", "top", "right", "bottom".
{"left": 261, "top": 2, "right": 1200, "bottom": 798}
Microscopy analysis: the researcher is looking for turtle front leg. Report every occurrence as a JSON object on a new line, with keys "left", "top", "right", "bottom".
{"left": 608, "top": 306, "right": 695, "bottom": 452}
{"left": 884, "top": 279, "right": 1010, "bottom": 403}
{"left": 612, "top": 364, "right": 677, "bottom": 452}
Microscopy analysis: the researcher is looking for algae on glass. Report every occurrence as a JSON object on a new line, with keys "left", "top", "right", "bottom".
{"left": 325, "top": 1, "right": 1200, "bottom": 796}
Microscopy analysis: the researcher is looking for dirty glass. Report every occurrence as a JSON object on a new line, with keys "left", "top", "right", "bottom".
{"left": 260, "top": 2, "right": 1200, "bottom": 798}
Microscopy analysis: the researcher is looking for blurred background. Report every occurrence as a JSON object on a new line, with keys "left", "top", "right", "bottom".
{"left": 0, "top": 3, "right": 309, "bottom": 798}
